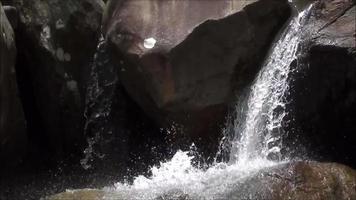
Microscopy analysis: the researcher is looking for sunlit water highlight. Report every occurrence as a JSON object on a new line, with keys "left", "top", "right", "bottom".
{"left": 93, "top": 5, "right": 311, "bottom": 200}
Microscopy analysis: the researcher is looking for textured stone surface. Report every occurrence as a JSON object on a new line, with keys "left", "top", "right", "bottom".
{"left": 9, "top": 0, "right": 104, "bottom": 160}
{"left": 103, "top": 0, "right": 257, "bottom": 50}
{"left": 46, "top": 189, "right": 106, "bottom": 200}
{"left": 285, "top": 0, "right": 356, "bottom": 167}
{"left": 104, "top": 0, "right": 291, "bottom": 155}
{"left": 226, "top": 162, "right": 356, "bottom": 200}
{"left": 0, "top": 2, "right": 27, "bottom": 167}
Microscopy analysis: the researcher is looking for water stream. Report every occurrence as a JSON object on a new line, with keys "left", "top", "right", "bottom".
{"left": 83, "top": 4, "right": 312, "bottom": 200}
{"left": 228, "top": 5, "right": 312, "bottom": 165}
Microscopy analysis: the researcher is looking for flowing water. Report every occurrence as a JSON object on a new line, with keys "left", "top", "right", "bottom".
{"left": 228, "top": 6, "right": 311, "bottom": 165}
{"left": 77, "top": 5, "right": 312, "bottom": 200}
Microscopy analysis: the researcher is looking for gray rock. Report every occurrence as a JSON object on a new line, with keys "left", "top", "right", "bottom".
{"left": 2, "top": 5, "right": 18, "bottom": 28}
{"left": 0, "top": 2, "right": 27, "bottom": 167}
{"left": 285, "top": 0, "right": 356, "bottom": 167}
{"left": 226, "top": 162, "right": 356, "bottom": 200}
{"left": 104, "top": 0, "right": 291, "bottom": 155}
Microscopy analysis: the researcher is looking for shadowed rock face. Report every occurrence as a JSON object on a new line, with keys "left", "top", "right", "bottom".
{"left": 5, "top": 0, "right": 104, "bottom": 162}
{"left": 285, "top": 0, "right": 356, "bottom": 167}
{"left": 104, "top": 0, "right": 291, "bottom": 156}
{"left": 0, "top": 2, "right": 26, "bottom": 167}
{"left": 46, "top": 161, "right": 356, "bottom": 200}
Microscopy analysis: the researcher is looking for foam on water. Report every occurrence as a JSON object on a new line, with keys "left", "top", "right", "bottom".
{"left": 103, "top": 150, "right": 278, "bottom": 199}
{"left": 101, "top": 5, "right": 312, "bottom": 200}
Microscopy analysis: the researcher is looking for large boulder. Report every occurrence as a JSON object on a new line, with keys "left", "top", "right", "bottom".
{"left": 104, "top": 0, "right": 292, "bottom": 155}
{"left": 225, "top": 162, "right": 356, "bottom": 200}
{"left": 8, "top": 0, "right": 104, "bottom": 160}
{"left": 0, "top": 2, "right": 26, "bottom": 167}
{"left": 46, "top": 161, "right": 356, "bottom": 200}
{"left": 285, "top": 0, "right": 356, "bottom": 167}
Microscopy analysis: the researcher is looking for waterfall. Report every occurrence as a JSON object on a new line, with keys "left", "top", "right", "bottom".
{"left": 228, "top": 5, "right": 312, "bottom": 165}
{"left": 101, "top": 5, "right": 313, "bottom": 200}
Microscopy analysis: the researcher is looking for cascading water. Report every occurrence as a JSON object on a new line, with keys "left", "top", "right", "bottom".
{"left": 93, "top": 4, "right": 312, "bottom": 200}
{"left": 228, "top": 5, "right": 312, "bottom": 165}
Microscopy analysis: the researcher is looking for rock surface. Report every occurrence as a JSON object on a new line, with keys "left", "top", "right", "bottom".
{"left": 46, "top": 189, "right": 106, "bottom": 200}
{"left": 8, "top": 0, "right": 104, "bottom": 160}
{"left": 46, "top": 161, "right": 356, "bottom": 200}
{"left": 226, "top": 162, "right": 356, "bottom": 200}
{"left": 0, "top": 2, "right": 27, "bottom": 167}
{"left": 104, "top": 0, "right": 291, "bottom": 155}
{"left": 285, "top": 0, "right": 356, "bottom": 167}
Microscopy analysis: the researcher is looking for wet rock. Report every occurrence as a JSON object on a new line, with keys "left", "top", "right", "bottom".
{"left": 46, "top": 189, "right": 106, "bottom": 200}
{"left": 0, "top": 2, "right": 27, "bottom": 167}
{"left": 285, "top": 0, "right": 356, "bottom": 167}
{"left": 9, "top": 0, "right": 104, "bottom": 161}
{"left": 104, "top": 0, "right": 291, "bottom": 156}
{"left": 226, "top": 162, "right": 356, "bottom": 200}
{"left": 155, "top": 189, "right": 192, "bottom": 200}
{"left": 82, "top": 40, "right": 171, "bottom": 177}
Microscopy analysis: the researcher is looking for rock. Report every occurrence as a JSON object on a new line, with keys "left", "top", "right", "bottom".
{"left": 155, "top": 190, "right": 192, "bottom": 200}
{"left": 225, "top": 162, "right": 356, "bottom": 200}
{"left": 285, "top": 0, "right": 356, "bottom": 167}
{"left": 310, "top": 0, "right": 355, "bottom": 47}
{"left": 2, "top": 5, "right": 18, "bottom": 28}
{"left": 9, "top": 0, "right": 104, "bottom": 160}
{"left": 46, "top": 161, "right": 356, "bottom": 200}
{"left": 291, "top": 0, "right": 315, "bottom": 11}
{"left": 0, "top": 2, "right": 27, "bottom": 167}
{"left": 104, "top": 0, "right": 291, "bottom": 156}
{"left": 46, "top": 189, "right": 106, "bottom": 200}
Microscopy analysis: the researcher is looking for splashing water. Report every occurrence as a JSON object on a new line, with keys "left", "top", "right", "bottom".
{"left": 228, "top": 6, "right": 312, "bottom": 165}
{"left": 98, "top": 5, "right": 312, "bottom": 200}
{"left": 101, "top": 150, "right": 276, "bottom": 199}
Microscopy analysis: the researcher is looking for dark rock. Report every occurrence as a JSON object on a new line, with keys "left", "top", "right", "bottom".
{"left": 104, "top": 0, "right": 292, "bottom": 157}
{"left": 10, "top": 0, "right": 104, "bottom": 162}
{"left": 285, "top": 0, "right": 356, "bottom": 167}
{"left": 0, "top": 2, "right": 27, "bottom": 167}
{"left": 2, "top": 6, "right": 18, "bottom": 29}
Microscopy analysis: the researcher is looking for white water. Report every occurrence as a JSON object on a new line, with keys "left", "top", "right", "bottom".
{"left": 98, "top": 6, "right": 311, "bottom": 200}
{"left": 228, "top": 6, "right": 311, "bottom": 165}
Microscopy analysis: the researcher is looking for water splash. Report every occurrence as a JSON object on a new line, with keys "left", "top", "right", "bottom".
{"left": 104, "top": 149, "right": 277, "bottom": 199}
